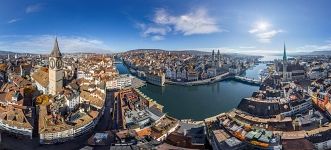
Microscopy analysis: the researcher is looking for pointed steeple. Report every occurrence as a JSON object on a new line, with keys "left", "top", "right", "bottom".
{"left": 283, "top": 42, "right": 287, "bottom": 61}
{"left": 50, "top": 37, "right": 62, "bottom": 57}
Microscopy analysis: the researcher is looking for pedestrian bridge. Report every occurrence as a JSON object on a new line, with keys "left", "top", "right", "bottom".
{"left": 233, "top": 76, "right": 261, "bottom": 85}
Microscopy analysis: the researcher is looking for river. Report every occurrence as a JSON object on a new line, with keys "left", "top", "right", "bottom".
{"left": 240, "top": 63, "right": 267, "bottom": 80}
{"left": 115, "top": 61, "right": 267, "bottom": 120}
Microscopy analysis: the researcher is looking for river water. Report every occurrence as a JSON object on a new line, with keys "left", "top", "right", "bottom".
{"left": 240, "top": 63, "right": 267, "bottom": 80}
{"left": 115, "top": 61, "right": 267, "bottom": 120}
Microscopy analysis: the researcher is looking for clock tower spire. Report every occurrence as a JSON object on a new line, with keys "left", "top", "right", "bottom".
{"left": 49, "top": 37, "right": 63, "bottom": 95}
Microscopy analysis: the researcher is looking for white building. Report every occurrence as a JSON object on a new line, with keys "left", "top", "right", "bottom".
{"left": 165, "top": 68, "right": 172, "bottom": 79}
{"left": 229, "top": 66, "right": 240, "bottom": 75}
{"left": 171, "top": 69, "right": 177, "bottom": 80}
{"left": 207, "top": 68, "right": 217, "bottom": 78}
{"left": 65, "top": 94, "right": 80, "bottom": 110}
{"left": 106, "top": 74, "right": 132, "bottom": 90}
{"left": 146, "top": 72, "right": 165, "bottom": 86}
{"left": 181, "top": 69, "right": 187, "bottom": 80}
{"left": 117, "top": 74, "right": 132, "bottom": 89}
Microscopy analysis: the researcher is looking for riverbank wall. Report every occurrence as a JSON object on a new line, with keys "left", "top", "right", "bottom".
{"left": 165, "top": 73, "right": 232, "bottom": 86}
{"left": 120, "top": 59, "right": 261, "bottom": 87}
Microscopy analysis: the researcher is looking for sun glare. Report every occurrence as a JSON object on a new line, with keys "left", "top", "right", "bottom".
{"left": 257, "top": 21, "right": 269, "bottom": 31}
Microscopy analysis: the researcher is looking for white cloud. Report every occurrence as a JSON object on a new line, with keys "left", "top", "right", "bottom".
{"left": 142, "top": 26, "right": 171, "bottom": 37}
{"left": 26, "top": 3, "right": 43, "bottom": 13}
{"left": 249, "top": 21, "right": 283, "bottom": 43}
{"left": 256, "top": 30, "right": 283, "bottom": 43}
{"left": 136, "top": 23, "right": 170, "bottom": 41}
{"left": 170, "top": 9, "right": 221, "bottom": 35}
{"left": 7, "top": 18, "right": 20, "bottom": 24}
{"left": 153, "top": 9, "right": 172, "bottom": 24}
{"left": 138, "top": 8, "right": 222, "bottom": 40}
{"left": 0, "top": 35, "right": 112, "bottom": 53}
{"left": 296, "top": 42, "right": 331, "bottom": 52}
{"left": 151, "top": 35, "right": 165, "bottom": 41}
{"left": 239, "top": 46, "right": 256, "bottom": 49}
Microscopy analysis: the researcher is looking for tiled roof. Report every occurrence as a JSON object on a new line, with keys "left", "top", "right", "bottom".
{"left": 80, "top": 91, "right": 104, "bottom": 108}
{"left": 32, "top": 68, "right": 49, "bottom": 88}
{"left": 72, "top": 110, "right": 99, "bottom": 128}
{"left": 0, "top": 105, "right": 33, "bottom": 129}
{"left": 12, "top": 75, "right": 32, "bottom": 87}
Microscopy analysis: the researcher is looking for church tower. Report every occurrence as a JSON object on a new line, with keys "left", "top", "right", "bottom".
{"left": 282, "top": 42, "right": 288, "bottom": 81}
{"left": 212, "top": 50, "right": 215, "bottom": 67}
{"left": 49, "top": 38, "right": 63, "bottom": 95}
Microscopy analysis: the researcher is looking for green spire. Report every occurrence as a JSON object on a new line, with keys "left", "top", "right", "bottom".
{"left": 283, "top": 42, "right": 287, "bottom": 61}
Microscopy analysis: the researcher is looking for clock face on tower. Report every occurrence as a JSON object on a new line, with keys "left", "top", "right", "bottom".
{"left": 49, "top": 58, "right": 55, "bottom": 69}
{"left": 56, "top": 59, "right": 62, "bottom": 69}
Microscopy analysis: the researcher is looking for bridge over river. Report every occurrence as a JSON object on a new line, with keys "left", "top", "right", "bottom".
{"left": 233, "top": 76, "right": 262, "bottom": 85}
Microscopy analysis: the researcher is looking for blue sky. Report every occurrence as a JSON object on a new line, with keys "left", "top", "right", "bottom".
{"left": 1, "top": 0, "right": 331, "bottom": 54}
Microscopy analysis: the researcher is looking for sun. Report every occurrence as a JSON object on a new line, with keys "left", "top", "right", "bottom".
{"left": 257, "top": 21, "right": 269, "bottom": 31}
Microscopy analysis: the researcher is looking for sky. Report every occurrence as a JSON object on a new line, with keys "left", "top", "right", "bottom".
{"left": 1, "top": 0, "right": 331, "bottom": 55}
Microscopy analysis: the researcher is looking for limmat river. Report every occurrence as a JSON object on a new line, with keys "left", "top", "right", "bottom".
{"left": 240, "top": 63, "right": 267, "bottom": 80}
{"left": 116, "top": 61, "right": 266, "bottom": 120}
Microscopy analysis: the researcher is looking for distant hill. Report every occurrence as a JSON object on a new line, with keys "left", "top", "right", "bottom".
{"left": 308, "top": 51, "right": 331, "bottom": 56}
{"left": 124, "top": 49, "right": 255, "bottom": 56}
{"left": 291, "top": 51, "right": 331, "bottom": 56}
{"left": 170, "top": 50, "right": 210, "bottom": 55}
{"left": 0, "top": 50, "right": 111, "bottom": 56}
{"left": 125, "top": 49, "right": 209, "bottom": 55}
{"left": 0, "top": 50, "right": 15, "bottom": 56}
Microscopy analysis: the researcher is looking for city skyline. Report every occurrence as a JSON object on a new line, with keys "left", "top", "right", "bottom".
{"left": 3, "top": 2, "right": 331, "bottom": 149}
{"left": 1, "top": 0, "right": 331, "bottom": 54}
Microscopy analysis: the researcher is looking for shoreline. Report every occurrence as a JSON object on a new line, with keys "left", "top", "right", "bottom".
{"left": 117, "top": 60, "right": 261, "bottom": 122}
{"left": 120, "top": 59, "right": 260, "bottom": 87}
{"left": 165, "top": 72, "right": 232, "bottom": 86}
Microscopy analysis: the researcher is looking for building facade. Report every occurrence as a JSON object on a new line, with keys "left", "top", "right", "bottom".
{"left": 48, "top": 38, "right": 64, "bottom": 95}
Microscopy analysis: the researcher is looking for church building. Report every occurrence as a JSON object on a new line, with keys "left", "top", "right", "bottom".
{"left": 32, "top": 38, "right": 64, "bottom": 95}
{"left": 48, "top": 38, "right": 64, "bottom": 95}
{"left": 277, "top": 43, "right": 305, "bottom": 82}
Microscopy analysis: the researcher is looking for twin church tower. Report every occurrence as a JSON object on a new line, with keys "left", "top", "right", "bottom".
{"left": 48, "top": 38, "right": 64, "bottom": 95}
